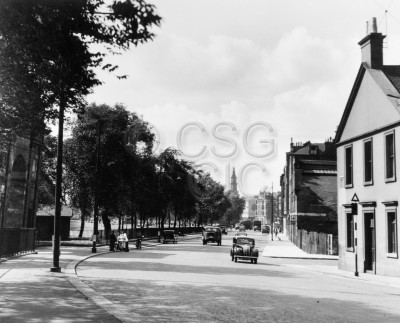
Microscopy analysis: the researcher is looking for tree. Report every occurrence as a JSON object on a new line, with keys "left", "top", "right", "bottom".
{"left": 196, "top": 174, "right": 231, "bottom": 226}
{"left": 223, "top": 191, "right": 246, "bottom": 226}
{"left": 37, "top": 135, "right": 57, "bottom": 208}
{"left": 64, "top": 103, "right": 155, "bottom": 237}
{"left": 0, "top": 0, "right": 161, "bottom": 265}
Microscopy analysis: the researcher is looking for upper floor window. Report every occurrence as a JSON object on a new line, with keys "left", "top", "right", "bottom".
{"left": 385, "top": 131, "right": 396, "bottom": 182}
{"left": 364, "top": 139, "right": 373, "bottom": 185}
{"left": 345, "top": 145, "right": 353, "bottom": 188}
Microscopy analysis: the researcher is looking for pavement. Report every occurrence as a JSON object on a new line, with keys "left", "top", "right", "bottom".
{"left": 261, "top": 233, "right": 339, "bottom": 260}
{"left": 2, "top": 233, "right": 400, "bottom": 322}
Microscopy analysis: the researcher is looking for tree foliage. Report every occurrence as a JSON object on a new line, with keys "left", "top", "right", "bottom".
{"left": 0, "top": 0, "right": 161, "bottom": 139}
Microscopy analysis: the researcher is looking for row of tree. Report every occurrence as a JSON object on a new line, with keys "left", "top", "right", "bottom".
{"left": 40, "top": 103, "right": 246, "bottom": 236}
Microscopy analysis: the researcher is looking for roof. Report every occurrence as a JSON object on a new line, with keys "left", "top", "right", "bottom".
{"left": 298, "top": 174, "right": 337, "bottom": 218}
{"left": 335, "top": 63, "right": 400, "bottom": 143}
{"left": 382, "top": 66, "right": 400, "bottom": 93}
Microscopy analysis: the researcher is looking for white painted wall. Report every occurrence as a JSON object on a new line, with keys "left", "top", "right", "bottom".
{"left": 338, "top": 129, "right": 400, "bottom": 276}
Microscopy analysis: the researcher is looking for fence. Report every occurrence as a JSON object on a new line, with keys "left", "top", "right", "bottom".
{"left": 0, "top": 228, "right": 36, "bottom": 258}
{"left": 294, "top": 229, "right": 338, "bottom": 255}
{"left": 70, "top": 226, "right": 203, "bottom": 244}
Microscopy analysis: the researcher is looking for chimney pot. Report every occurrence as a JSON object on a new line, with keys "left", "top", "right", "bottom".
{"left": 371, "top": 17, "right": 378, "bottom": 33}
{"left": 358, "top": 17, "right": 385, "bottom": 69}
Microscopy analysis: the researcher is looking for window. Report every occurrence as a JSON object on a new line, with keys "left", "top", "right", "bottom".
{"left": 387, "top": 211, "right": 397, "bottom": 255}
{"left": 346, "top": 212, "right": 354, "bottom": 250}
{"left": 364, "top": 139, "right": 373, "bottom": 185}
{"left": 345, "top": 145, "right": 353, "bottom": 187}
{"left": 385, "top": 131, "right": 396, "bottom": 182}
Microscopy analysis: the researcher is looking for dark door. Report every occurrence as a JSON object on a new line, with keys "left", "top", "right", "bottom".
{"left": 364, "top": 212, "right": 375, "bottom": 272}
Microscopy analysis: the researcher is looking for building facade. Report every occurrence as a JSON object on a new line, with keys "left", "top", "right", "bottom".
{"left": 281, "top": 139, "right": 338, "bottom": 255}
{"left": 336, "top": 19, "right": 400, "bottom": 276}
{"left": 0, "top": 136, "right": 41, "bottom": 256}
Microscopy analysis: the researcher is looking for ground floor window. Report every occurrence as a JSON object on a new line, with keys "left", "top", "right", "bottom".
{"left": 346, "top": 212, "right": 354, "bottom": 250}
{"left": 387, "top": 210, "right": 397, "bottom": 255}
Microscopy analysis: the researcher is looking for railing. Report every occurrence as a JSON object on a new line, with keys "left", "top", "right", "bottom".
{"left": 70, "top": 226, "right": 203, "bottom": 244}
{"left": 0, "top": 228, "right": 36, "bottom": 258}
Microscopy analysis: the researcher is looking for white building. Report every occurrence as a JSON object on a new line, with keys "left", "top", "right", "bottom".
{"left": 336, "top": 18, "right": 400, "bottom": 277}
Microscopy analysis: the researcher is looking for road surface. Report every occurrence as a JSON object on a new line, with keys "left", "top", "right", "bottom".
{"left": 77, "top": 231, "right": 400, "bottom": 322}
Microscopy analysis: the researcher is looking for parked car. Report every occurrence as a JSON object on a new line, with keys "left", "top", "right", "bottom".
{"left": 163, "top": 230, "right": 177, "bottom": 244}
{"left": 253, "top": 226, "right": 260, "bottom": 231}
{"left": 230, "top": 236, "right": 259, "bottom": 264}
{"left": 202, "top": 226, "right": 222, "bottom": 245}
{"left": 219, "top": 226, "right": 228, "bottom": 235}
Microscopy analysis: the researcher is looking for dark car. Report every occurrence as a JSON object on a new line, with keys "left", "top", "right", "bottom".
{"left": 219, "top": 226, "right": 228, "bottom": 235}
{"left": 253, "top": 226, "right": 260, "bottom": 231}
{"left": 261, "top": 225, "right": 270, "bottom": 234}
{"left": 203, "top": 226, "right": 222, "bottom": 245}
{"left": 163, "top": 230, "right": 177, "bottom": 244}
{"left": 230, "top": 236, "right": 259, "bottom": 264}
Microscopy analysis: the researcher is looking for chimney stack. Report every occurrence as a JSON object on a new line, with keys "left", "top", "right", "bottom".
{"left": 358, "top": 17, "right": 385, "bottom": 69}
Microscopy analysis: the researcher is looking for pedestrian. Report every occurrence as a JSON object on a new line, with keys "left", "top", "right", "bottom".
{"left": 274, "top": 228, "right": 278, "bottom": 238}
{"left": 117, "top": 232, "right": 125, "bottom": 251}
{"left": 109, "top": 231, "right": 117, "bottom": 252}
{"left": 123, "top": 232, "right": 129, "bottom": 252}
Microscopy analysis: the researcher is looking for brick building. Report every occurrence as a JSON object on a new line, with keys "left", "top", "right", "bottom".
{"left": 281, "top": 139, "right": 338, "bottom": 255}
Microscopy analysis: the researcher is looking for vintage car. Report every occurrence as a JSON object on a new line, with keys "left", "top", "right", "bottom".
{"left": 253, "top": 226, "right": 260, "bottom": 231}
{"left": 230, "top": 236, "right": 259, "bottom": 264}
{"left": 219, "top": 226, "right": 228, "bottom": 235}
{"left": 163, "top": 230, "right": 177, "bottom": 244}
{"left": 261, "top": 225, "right": 271, "bottom": 234}
{"left": 234, "top": 232, "right": 247, "bottom": 236}
{"left": 202, "top": 226, "right": 222, "bottom": 245}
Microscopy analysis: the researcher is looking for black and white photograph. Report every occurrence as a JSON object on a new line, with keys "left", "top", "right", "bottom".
{"left": 1, "top": 0, "right": 400, "bottom": 322}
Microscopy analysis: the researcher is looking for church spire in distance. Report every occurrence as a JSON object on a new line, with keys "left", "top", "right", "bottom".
{"left": 231, "top": 167, "right": 238, "bottom": 195}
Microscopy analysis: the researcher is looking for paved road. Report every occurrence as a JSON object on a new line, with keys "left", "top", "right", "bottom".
{"left": 77, "top": 232, "right": 400, "bottom": 322}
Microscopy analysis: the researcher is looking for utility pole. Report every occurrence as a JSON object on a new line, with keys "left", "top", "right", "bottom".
{"left": 271, "top": 183, "right": 274, "bottom": 241}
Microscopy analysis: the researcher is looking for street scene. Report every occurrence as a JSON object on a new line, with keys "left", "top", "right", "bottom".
{"left": 2, "top": 0, "right": 400, "bottom": 322}
{"left": 2, "top": 232, "right": 400, "bottom": 322}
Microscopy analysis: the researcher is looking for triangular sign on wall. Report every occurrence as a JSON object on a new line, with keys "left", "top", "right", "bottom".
{"left": 351, "top": 193, "right": 359, "bottom": 202}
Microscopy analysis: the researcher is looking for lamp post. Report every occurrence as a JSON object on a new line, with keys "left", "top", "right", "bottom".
{"left": 271, "top": 183, "right": 274, "bottom": 241}
{"left": 51, "top": 99, "right": 65, "bottom": 272}
{"left": 92, "top": 119, "right": 102, "bottom": 253}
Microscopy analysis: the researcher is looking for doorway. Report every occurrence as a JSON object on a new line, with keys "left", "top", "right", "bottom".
{"left": 364, "top": 212, "right": 375, "bottom": 272}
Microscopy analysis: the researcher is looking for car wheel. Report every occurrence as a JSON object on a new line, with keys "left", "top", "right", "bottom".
{"left": 234, "top": 257, "right": 237, "bottom": 262}
{"left": 202, "top": 240, "right": 206, "bottom": 245}
{"left": 231, "top": 254, "right": 234, "bottom": 261}
{"left": 250, "top": 259, "right": 253, "bottom": 263}
{"left": 254, "top": 259, "right": 258, "bottom": 264}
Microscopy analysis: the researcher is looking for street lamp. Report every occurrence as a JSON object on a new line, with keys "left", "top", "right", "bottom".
{"left": 92, "top": 119, "right": 102, "bottom": 253}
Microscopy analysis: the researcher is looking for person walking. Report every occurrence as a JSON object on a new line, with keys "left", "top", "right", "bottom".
{"left": 109, "top": 231, "right": 117, "bottom": 252}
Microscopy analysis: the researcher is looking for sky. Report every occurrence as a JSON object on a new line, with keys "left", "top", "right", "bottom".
{"left": 86, "top": 0, "right": 400, "bottom": 197}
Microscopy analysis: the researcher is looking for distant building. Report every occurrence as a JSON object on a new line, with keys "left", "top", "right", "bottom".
{"left": 281, "top": 139, "right": 337, "bottom": 255}
{"left": 335, "top": 18, "right": 400, "bottom": 276}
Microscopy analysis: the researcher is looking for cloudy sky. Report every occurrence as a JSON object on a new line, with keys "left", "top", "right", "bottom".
{"left": 87, "top": 0, "right": 400, "bottom": 197}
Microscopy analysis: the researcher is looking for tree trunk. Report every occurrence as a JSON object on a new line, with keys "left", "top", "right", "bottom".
{"left": 101, "top": 210, "right": 111, "bottom": 239}
{"left": 78, "top": 207, "right": 87, "bottom": 238}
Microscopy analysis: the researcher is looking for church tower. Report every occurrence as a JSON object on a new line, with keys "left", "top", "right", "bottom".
{"left": 230, "top": 167, "right": 238, "bottom": 195}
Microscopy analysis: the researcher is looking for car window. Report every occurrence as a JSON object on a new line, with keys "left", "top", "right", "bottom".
{"left": 237, "top": 238, "right": 254, "bottom": 245}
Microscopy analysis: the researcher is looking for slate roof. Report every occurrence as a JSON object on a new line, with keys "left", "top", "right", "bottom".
{"left": 382, "top": 65, "right": 400, "bottom": 93}
{"left": 299, "top": 174, "right": 337, "bottom": 218}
